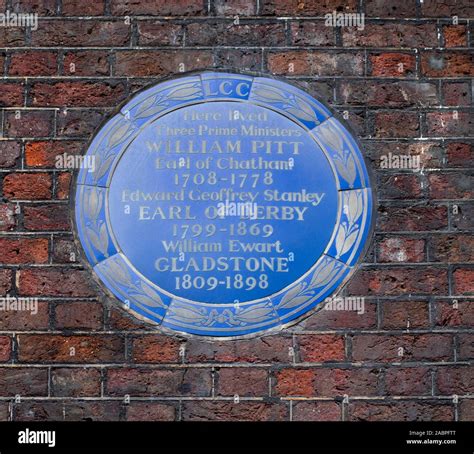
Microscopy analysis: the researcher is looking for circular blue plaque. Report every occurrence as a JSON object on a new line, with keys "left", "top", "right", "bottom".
{"left": 74, "top": 72, "right": 374, "bottom": 338}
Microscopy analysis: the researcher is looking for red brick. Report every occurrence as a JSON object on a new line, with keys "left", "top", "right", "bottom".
{"left": 385, "top": 367, "right": 432, "bottom": 395}
{"left": 374, "top": 111, "right": 419, "bottom": 138}
{"left": 126, "top": 402, "right": 175, "bottom": 421}
{"left": 54, "top": 302, "right": 103, "bottom": 330}
{"left": 437, "top": 366, "right": 474, "bottom": 395}
{"left": 453, "top": 268, "right": 474, "bottom": 295}
{"left": 292, "top": 401, "right": 341, "bottom": 421}
{"left": 3, "top": 173, "right": 52, "bottom": 200}
{"left": 447, "top": 142, "right": 473, "bottom": 167}
{"left": 429, "top": 173, "right": 473, "bottom": 199}
{"left": 378, "top": 237, "right": 425, "bottom": 263}
{"left": 370, "top": 53, "right": 416, "bottom": 77}
{"left": 182, "top": 401, "right": 287, "bottom": 421}
{"left": 347, "top": 266, "right": 448, "bottom": 296}
{"left": 426, "top": 111, "right": 472, "bottom": 137}
{"left": 63, "top": 51, "right": 110, "bottom": 76}
{"left": 0, "top": 237, "right": 49, "bottom": 264}
{"left": 106, "top": 368, "right": 211, "bottom": 396}
{"left": 275, "top": 368, "right": 380, "bottom": 397}
{"left": 381, "top": 301, "right": 429, "bottom": 329}
{"left": 18, "top": 334, "right": 124, "bottom": 363}
{"left": 9, "top": 51, "right": 57, "bottom": 76}
{"left": 110, "top": 0, "right": 204, "bottom": 15}
{"left": 31, "top": 81, "right": 126, "bottom": 107}
{"left": 215, "top": 49, "right": 263, "bottom": 72}
{"left": 56, "top": 172, "right": 72, "bottom": 200}
{"left": 18, "top": 268, "right": 95, "bottom": 297}
{"left": 107, "top": 307, "right": 151, "bottom": 331}
{"left": 421, "top": 52, "right": 474, "bottom": 77}
{"left": 217, "top": 368, "right": 268, "bottom": 397}
{"left": 443, "top": 25, "right": 468, "bottom": 48}
{"left": 297, "top": 334, "right": 345, "bottom": 362}
{"left": 51, "top": 368, "right": 101, "bottom": 397}
{"left": 0, "top": 367, "right": 48, "bottom": 396}
{"left": 131, "top": 335, "right": 181, "bottom": 363}
{"left": 23, "top": 204, "right": 70, "bottom": 230}
{"left": 349, "top": 401, "right": 453, "bottom": 421}
{"left": 459, "top": 400, "right": 474, "bottom": 421}
{"left": 31, "top": 20, "right": 131, "bottom": 47}
{"left": 378, "top": 205, "right": 448, "bottom": 232}
{"left": 0, "top": 337, "right": 11, "bottom": 361}
{"left": 114, "top": 50, "right": 213, "bottom": 77}
{"left": 0, "top": 82, "right": 24, "bottom": 107}
{"left": 52, "top": 237, "right": 77, "bottom": 263}
{"left": 435, "top": 300, "right": 474, "bottom": 328}
{"left": 452, "top": 202, "right": 474, "bottom": 230}
{"left": 351, "top": 334, "right": 452, "bottom": 362}
{"left": 25, "top": 141, "right": 84, "bottom": 168}
{"left": 0, "top": 142, "right": 21, "bottom": 168}
{"left": 261, "top": 0, "right": 357, "bottom": 15}
{"left": 11, "top": 0, "right": 56, "bottom": 14}
{"left": 186, "top": 337, "right": 293, "bottom": 363}
{"left": 5, "top": 110, "right": 53, "bottom": 138}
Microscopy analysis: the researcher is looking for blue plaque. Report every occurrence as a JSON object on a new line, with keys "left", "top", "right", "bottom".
{"left": 74, "top": 71, "right": 374, "bottom": 337}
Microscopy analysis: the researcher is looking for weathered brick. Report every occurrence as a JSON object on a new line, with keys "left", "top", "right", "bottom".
{"left": 186, "top": 337, "right": 293, "bottom": 363}
{"left": 131, "top": 335, "right": 181, "bottom": 363}
{"left": 385, "top": 367, "right": 432, "bottom": 395}
{"left": 110, "top": 0, "right": 204, "bottom": 15}
{"left": 9, "top": 51, "right": 57, "bottom": 76}
{"left": 381, "top": 301, "right": 429, "bottom": 329}
{"left": 378, "top": 237, "right": 425, "bottom": 263}
{"left": 51, "top": 368, "right": 101, "bottom": 397}
{"left": 446, "top": 142, "right": 473, "bottom": 167}
{"left": 182, "top": 401, "right": 287, "bottom": 421}
{"left": 435, "top": 300, "right": 474, "bottom": 328}
{"left": 54, "top": 302, "right": 103, "bottom": 330}
{"left": 349, "top": 401, "right": 453, "bottom": 421}
{"left": 23, "top": 204, "right": 70, "bottom": 231}
{"left": 57, "top": 110, "right": 105, "bottom": 137}
{"left": 31, "top": 81, "right": 126, "bottom": 107}
{"left": 4, "top": 110, "right": 53, "bottom": 137}
{"left": 351, "top": 334, "right": 452, "bottom": 362}
{"left": 261, "top": 0, "right": 357, "bottom": 15}
{"left": 378, "top": 175, "right": 423, "bottom": 200}
{"left": 347, "top": 266, "right": 448, "bottom": 296}
{"left": 0, "top": 142, "right": 21, "bottom": 168}
{"left": 106, "top": 368, "right": 211, "bottom": 396}
{"left": 421, "top": 0, "right": 474, "bottom": 17}
{"left": 365, "top": 0, "right": 417, "bottom": 17}
{"left": 3, "top": 173, "right": 52, "bottom": 200}
{"left": 443, "top": 81, "right": 471, "bottom": 106}
{"left": 458, "top": 334, "right": 474, "bottom": 361}
{"left": 62, "top": 0, "right": 105, "bottom": 15}
{"left": 421, "top": 52, "right": 474, "bottom": 77}
{"left": 0, "top": 336, "right": 11, "bottom": 361}
{"left": 18, "top": 269, "right": 95, "bottom": 297}
{"left": 297, "top": 334, "right": 346, "bottom": 362}
{"left": 292, "top": 401, "right": 341, "bottom": 421}
{"left": 63, "top": 51, "right": 110, "bottom": 76}
{"left": 25, "top": 140, "right": 84, "bottom": 168}
{"left": 437, "top": 366, "right": 474, "bottom": 394}
{"left": 114, "top": 50, "right": 213, "bottom": 77}
{"left": 214, "top": 0, "right": 256, "bottom": 15}
{"left": 378, "top": 204, "right": 448, "bottom": 232}
{"left": 126, "top": 402, "right": 176, "bottom": 421}
{"left": 56, "top": 172, "right": 72, "bottom": 200}
{"left": 137, "top": 21, "right": 184, "bottom": 46}
{"left": 443, "top": 25, "right": 468, "bottom": 48}
{"left": 370, "top": 53, "right": 416, "bottom": 77}
{"left": 0, "top": 269, "right": 13, "bottom": 294}
{"left": 453, "top": 268, "right": 474, "bottom": 295}
{"left": 290, "top": 21, "right": 335, "bottom": 46}
{"left": 18, "top": 334, "right": 124, "bottom": 363}
{"left": 0, "top": 367, "right": 48, "bottom": 396}
{"left": 426, "top": 111, "right": 472, "bottom": 137}
{"left": 0, "top": 301, "right": 49, "bottom": 330}
{"left": 374, "top": 111, "right": 419, "bottom": 138}
{"left": 0, "top": 237, "right": 49, "bottom": 264}
{"left": 217, "top": 368, "right": 268, "bottom": 397}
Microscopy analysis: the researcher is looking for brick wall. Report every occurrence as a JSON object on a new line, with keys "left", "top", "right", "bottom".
{"left": 0, "top": 0, "right": 472, "bottom": 421}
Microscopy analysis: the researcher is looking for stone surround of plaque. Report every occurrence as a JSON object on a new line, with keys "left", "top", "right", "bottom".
{"left": 74, "top": 71, "right": 373, "bottom": 337}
